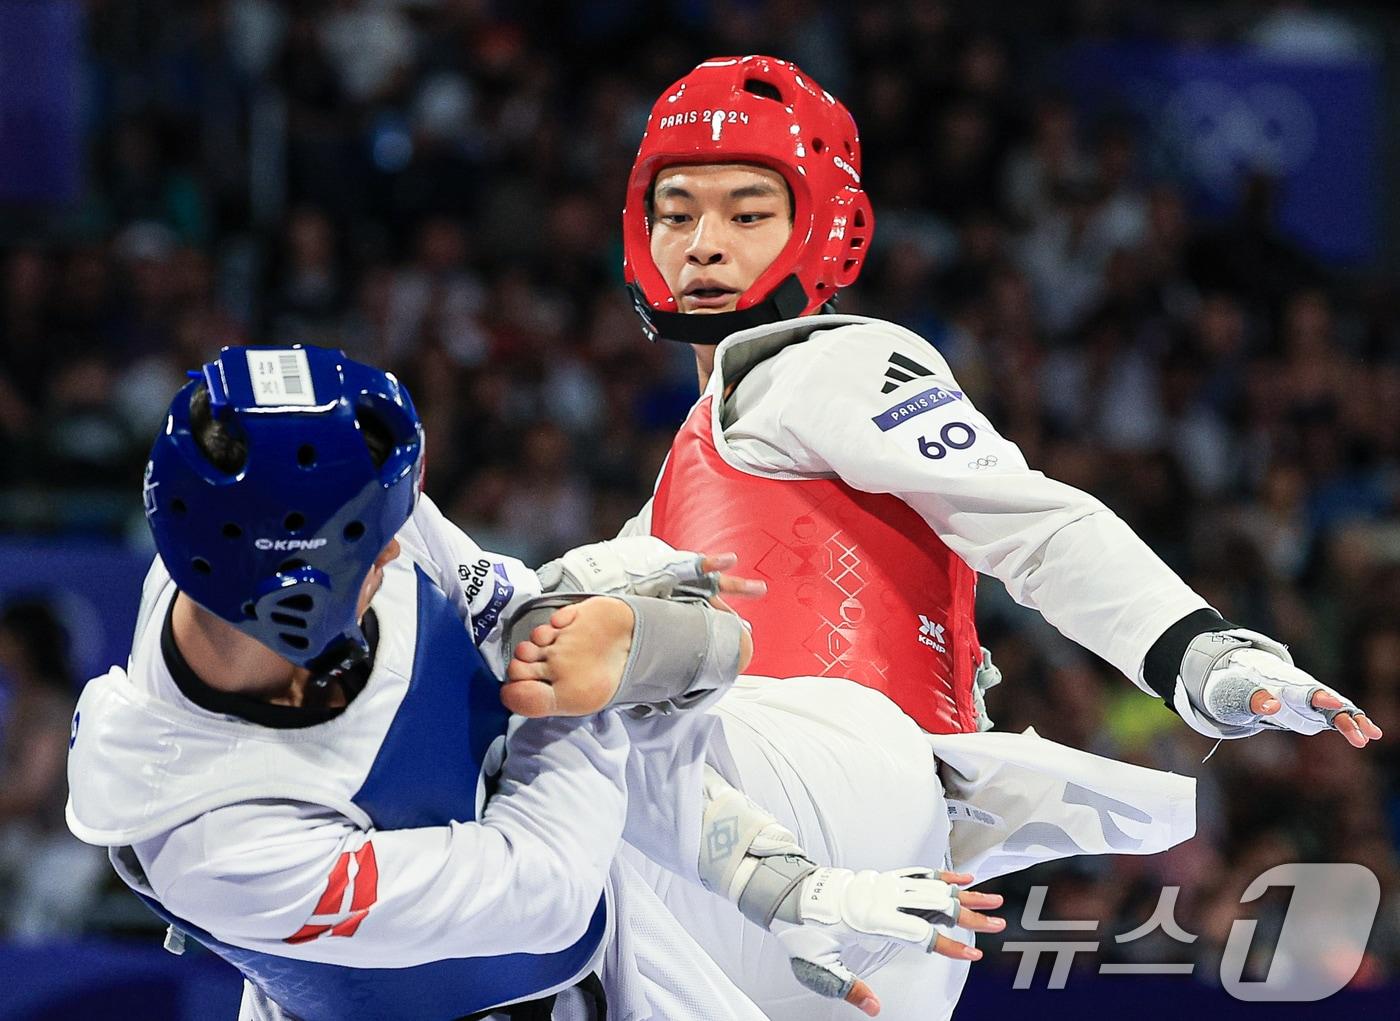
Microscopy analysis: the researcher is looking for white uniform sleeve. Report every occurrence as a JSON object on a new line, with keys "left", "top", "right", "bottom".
{"left": 135, "top": 714, "right": 627, "bottom": 967}
{"left": 396, "top": 494, "right": 544, "bottom": 675}
{"left": 618, "top": 684, "right": 728, "bottom": 884}
{"left": 726, "top": 324, "right": 1209, "bottom": 689}
{"left": 615, "top": 498, "right": 654, "bottom": 539}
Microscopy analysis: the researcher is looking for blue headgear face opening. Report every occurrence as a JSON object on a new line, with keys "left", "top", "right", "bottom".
{"left": 144, "top": 346, "right": 424, "bottom": 674}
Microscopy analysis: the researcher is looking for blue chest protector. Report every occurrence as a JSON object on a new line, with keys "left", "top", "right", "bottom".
{"left": 139, "top": 567, "right": 608, "bottom": 1021}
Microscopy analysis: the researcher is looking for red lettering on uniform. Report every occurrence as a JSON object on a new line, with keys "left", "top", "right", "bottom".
{"left": 284, "top": 842, "right": 380, "bottom": 944}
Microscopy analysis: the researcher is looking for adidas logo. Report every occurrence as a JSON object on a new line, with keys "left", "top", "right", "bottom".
{"left": 882, "top": 351, "right": 935, "bottom": 394}
{"left": 917, "top": 613, "right": 947, "bottom": 652}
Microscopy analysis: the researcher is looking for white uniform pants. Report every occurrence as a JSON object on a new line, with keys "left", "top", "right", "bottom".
{"left": 639, "top": 674, "right": 972, "bottom": 1021}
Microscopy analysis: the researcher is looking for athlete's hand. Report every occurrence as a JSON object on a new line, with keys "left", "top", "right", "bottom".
{"left": 791, "top": 867, "right": 1003, "bottom": 957}
{"left": 1205, "top": 648, "right": 1382, "bottom": 748}
{"left": 503, "top": 596, "right": 634, "bottom": 717}
{"left": 778, "top": 869, "right": 1002, "bottom": 1016}
{"left": 541, "top": 538, "right": 765, "bottom": 602}
{"left": 778, "top": 928, "right": 882, "bottom": 1016}
{"left": 689, "top": 551, "right": 768, "bottom": 600}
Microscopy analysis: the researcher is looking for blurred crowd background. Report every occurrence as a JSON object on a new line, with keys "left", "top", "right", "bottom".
{"left": 2, "top": 0, "right": 1398, "bottom": 1009}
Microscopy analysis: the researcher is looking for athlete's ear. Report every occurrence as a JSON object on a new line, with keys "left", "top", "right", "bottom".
{"left": 374, "top": 540, "right": 401, "bottom": 569}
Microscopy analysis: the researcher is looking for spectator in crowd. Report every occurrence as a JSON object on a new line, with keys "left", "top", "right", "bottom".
{"left": 0, "top": 0, "right": 1394, "bottom": 984}
{"left": 0, "top": 599, "right": 105, "bottom": 938}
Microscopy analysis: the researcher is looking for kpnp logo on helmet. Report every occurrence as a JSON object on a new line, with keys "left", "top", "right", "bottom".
{"left": 255, "top": 537, "right": 330, "bottom": 552}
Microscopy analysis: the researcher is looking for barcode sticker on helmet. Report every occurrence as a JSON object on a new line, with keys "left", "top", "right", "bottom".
{"left": 247, "top": 349, "right": 315, "bottom": 406}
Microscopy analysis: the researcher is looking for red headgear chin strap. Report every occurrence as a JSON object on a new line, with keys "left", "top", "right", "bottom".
{"left": 623, "top": 56, "right": 874, "bottom": 345}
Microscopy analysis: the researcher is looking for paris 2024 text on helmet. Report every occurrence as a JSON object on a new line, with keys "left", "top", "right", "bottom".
{"left": 144, "top": 345, "right": 424, "bottom": 677}
{"left": 623, "top": 55, "right": 874, "bottom": 346}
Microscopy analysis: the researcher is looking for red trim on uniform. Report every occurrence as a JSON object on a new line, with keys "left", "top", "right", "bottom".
{"left": 349, "top": 843, "right": 379, "bottom": 912}
{"left": 286, "top": 842, "right": 380, "bottom": 944}
{"left": 330, "top": 908, "right": 370, "bottom": 938}
{"left": 284, "top": 923, "right": 332, "bottom": 945}
{"left": 312, "top": 852, "right": 351, "bottom": 915}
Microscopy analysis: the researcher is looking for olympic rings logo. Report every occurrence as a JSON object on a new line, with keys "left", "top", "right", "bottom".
{"left": 968, "top": 455, "right": 999, "bottom": 470}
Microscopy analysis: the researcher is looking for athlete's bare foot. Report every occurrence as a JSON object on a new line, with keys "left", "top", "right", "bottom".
{"left": 503, "top": 552, "right": 761, "bottom": 717}
{"left": 503, "top": 597, "right": 635, "bottom": 717}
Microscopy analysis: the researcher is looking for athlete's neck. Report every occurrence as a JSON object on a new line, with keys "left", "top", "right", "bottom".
{"left": 170, "top": 593, "right": 324, "bottom": 706}
{"left": 691, "top": 344, "right": 716, "bottom": 392}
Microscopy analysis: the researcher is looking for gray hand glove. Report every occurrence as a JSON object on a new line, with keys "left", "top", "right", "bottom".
{"left": 537, "top": 537, "right": 719, "bottom": 598}
{"left": 1181, "top": 628, "right": 1367, "bottom": 738}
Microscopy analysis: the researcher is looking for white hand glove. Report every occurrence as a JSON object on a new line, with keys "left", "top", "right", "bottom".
{"left": 1202, "top": 645, "right": 1365, "bottom": 736}
{"left": 698, "top": 767, "right": 971, "bottom": 1015}
{"left": 781, "top": 866, "right": 960, "bottom": 946}
{"left": 537, "top": 537, "right": 718, "bottom": 598}
{"left": 774, "top": 867, "right": 967, "bottom": 1016}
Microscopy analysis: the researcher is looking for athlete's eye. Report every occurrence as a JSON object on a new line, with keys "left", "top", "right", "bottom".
{"left": 734, "top": 212, "right": 775, "bottom": 225}
{"left": 657, "top": 212, "right": 691, "bottom": 226}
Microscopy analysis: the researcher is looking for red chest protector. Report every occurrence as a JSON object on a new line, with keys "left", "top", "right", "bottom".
{"left": 651, "top": 396, "right": 981, "bottom": 734}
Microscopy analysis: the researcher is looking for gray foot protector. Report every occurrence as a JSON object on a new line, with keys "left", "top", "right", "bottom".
{"left": 504, "top": 592, "right": 744, "bottom": 712}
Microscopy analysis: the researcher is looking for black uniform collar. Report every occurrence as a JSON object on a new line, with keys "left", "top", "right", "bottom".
{"left": 161, "top": 595, "right": 378, "bottom": 729}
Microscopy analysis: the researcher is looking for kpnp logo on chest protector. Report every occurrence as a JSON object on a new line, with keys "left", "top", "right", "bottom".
{"left": 918, "top": 614, "right": 947, "bottom": 653}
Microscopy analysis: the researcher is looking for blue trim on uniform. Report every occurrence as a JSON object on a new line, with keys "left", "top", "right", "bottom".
{"left": 352, "top": 566, "right": 509, "bottom": 828}
{"left": 139, "top": 893, "right": 607, "bottom": 1021}
{"left": 870, "top": 384, "right": 963, "bottom": 432}
{"left": 134, "top": 566, "right": 607, "bottom": 1020}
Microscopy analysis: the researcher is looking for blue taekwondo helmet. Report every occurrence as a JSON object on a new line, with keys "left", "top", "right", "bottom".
{"left": 144, "top": 345, "right": 424, "bottom": 676}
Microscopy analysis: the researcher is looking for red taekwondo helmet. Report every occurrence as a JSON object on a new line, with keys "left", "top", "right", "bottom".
{"left": 623, "top": 55, "right": 874, "bottom": 345}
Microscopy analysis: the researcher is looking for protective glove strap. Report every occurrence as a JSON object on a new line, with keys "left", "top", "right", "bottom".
{"left": 1175, "top": 627, "right": 1290, "bottom": 738}
{"left": 742, "top": 853, "right": 819, "bottom": 929}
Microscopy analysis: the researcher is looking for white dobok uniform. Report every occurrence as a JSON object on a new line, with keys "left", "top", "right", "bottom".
{"left": 66, "top": 495, "right": 767, "bottom": 1021}
{"left": 619, "top": 315, "right": 1204, "bottom": 1020}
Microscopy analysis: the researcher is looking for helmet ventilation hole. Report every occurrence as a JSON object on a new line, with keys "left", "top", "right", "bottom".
{"left": 191, "top": 557, "right": 212, "bottom": 575}
{"left": 279, "top": 559, "right": 308, "bottom": 574}
{"left": 242, "top": 601, "right": 257, "bottom": 619}
{"left": 297, "top": 445, "right": 317, "bottom": 468}
{"left": 278, "top": 593, "right": 314, "bottom": 611}
{"left": 171, "top": 499, "right": 187, "bottom": 515}
{"left": 284, "top": 512, "right": 305, "bottom": 531}
{"left": 742, "top": 78, "right": 784, "bottom": 103}
{"left": 222, "top": 522, "right": 242, "bottom": 539}
{"left": 811, "top": 137, "right": 825, "bottom": 153}
{"left": 271, "top": 612, "right": 307, "bottom": 628}
{"left": 853, "top": 207, "right": 867, "bottom": 228}
{"left": 280, "top": 633, "right": 310, "bottom": 651}
{"left": 344, "top": 521, "right": 366, "bottom": 541}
